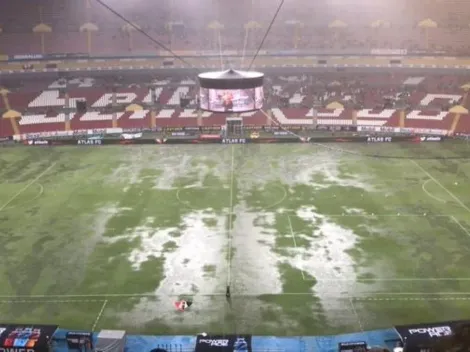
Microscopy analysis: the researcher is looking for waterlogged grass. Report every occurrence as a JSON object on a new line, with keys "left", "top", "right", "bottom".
{"left": 0, "top": 144, "right": 468, "bottom": 335}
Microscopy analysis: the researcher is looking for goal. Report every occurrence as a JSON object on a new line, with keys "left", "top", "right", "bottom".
{"left": 225, "top": 117, "right": 243, "bottom": 137}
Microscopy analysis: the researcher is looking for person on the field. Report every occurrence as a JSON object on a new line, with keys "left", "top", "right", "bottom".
{"left": 174, "top": 299, "right": 192, "bottom": 312}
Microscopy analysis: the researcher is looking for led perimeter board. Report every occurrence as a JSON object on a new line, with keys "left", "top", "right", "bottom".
{"left": 198, "top": 69, "right": 264, "bottom": 113}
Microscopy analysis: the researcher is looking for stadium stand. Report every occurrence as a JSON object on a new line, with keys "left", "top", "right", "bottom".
{"left": 1, "top": 0, "right": 470, "bottom": 55}
{"left": 1, "top": 73, "right": 470, "bottom": 137}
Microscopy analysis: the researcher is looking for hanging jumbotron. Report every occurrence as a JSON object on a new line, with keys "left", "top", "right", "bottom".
{"left": 198, "top": 69, "right": 264, "bottom": 113}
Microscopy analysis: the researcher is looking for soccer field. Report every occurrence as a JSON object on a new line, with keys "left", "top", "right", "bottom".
{"left": 0, "top": 142, "right": 470, "bottom": 336}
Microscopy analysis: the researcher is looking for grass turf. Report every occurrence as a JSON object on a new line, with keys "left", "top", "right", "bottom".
{"left": 0, "top": 142, "right": 469, "bottom": 336}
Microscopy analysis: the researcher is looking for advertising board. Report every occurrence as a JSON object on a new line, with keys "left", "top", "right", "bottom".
{"left": 0, "top": 324, "right": 58, "bottom": 352}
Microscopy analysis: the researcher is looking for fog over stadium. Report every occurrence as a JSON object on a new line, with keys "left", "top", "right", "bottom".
{"left": 0, "top": 0, "right": 469, "bottom": 55}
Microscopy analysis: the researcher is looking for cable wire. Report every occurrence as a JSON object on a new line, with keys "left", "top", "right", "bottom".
{"left": 247, "top": 0, "right": 285, "bottom": 71}
{"left": 94, "top": 0, "right": 195, "bottom": 69}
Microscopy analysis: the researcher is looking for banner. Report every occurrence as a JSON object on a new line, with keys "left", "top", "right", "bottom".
{"left": 222, "top": 138, "right": 246, "bottom": 144}
{"left": 370, "top": 49, "right": 407, "bottom": 56}
{"left": 24, "top": 140, "right": 49, "bottom": 146}
{"left": 195, "top": 335, "right": 252, "bottom": 352}
{"left": 0, "top": 55, "right": 8, "bottom": 61}
{"left": 20, "top": 135, "right": 441, "bottom": 146}
{"left": 12, "top": 54, "right": 44, "bottom": 60}
{"left": 120, "top": 133, "right": 142, "bottom": 140}
{"left": 46, "top": 53, "right": 88, "bottom": 59}
{"left": 419, "top": 136, "right": 442, "bottom": 142}
{"left": 394, "top": 320, "right": 470, "bottom": 352}
{"left": 357, "top": 126, "right": 447, "bottom": 135}
{"left": 77, "top": 139, "right": 102, "bottom": 145}
{"left": 367, "top": 136, "right": 392, "bottom": 143}
{"left": 409, "top": 49, "right": 448, "bottom": 56}
{"left": 338, "top": 341, "right": 368, "bottom": 352}
{"left": 200, "top": 135, "right": 221, "bottom": 140}
{"left": 0, "top": 324, "right": 58, "bottom": 352}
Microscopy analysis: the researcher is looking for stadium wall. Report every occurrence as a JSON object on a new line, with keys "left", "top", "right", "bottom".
{"left": 51, "top": 328, "right": 400, "bottom": 352}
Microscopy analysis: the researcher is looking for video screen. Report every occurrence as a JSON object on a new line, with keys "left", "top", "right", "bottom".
{"left": 199, "top": 87, "right": 263, "bottom": 112}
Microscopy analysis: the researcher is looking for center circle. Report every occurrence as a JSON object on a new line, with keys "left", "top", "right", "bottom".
{"left": 176, "top": 186, "right": 231, "bottom": 211}
{"left": 244, "top": 184, "right": 287, "bottom": 210}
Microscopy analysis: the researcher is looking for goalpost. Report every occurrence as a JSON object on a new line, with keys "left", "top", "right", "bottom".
{"left": 225, "top": 117, "right": 243, "bottom": 137}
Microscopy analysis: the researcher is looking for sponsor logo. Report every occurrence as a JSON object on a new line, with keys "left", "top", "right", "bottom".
{"left": 370, "top": 48, "right": 407, "bottom": 56}
{"left": 77, "top": 139, "right": 102, "bottom": 145}
{"left": 339, "top": 341, "right": 367, "bottom": 347}
{"left": 250, "top": 132, "right": 260, "bottom": 139}
{"left": 420, "top": 136, "right": 441, "bottom": 142}
{"left": 27, "top": 140, "right": 49, "bottom": 145}
{"left": 199, "top": 339, "right": 229, "bottom": 347}
{"left": 200, "top": 135, "right": 221, "bottom": 139}
{"left": 67, "top": 332, "right": 92, "bottom": 337}
{"left": 121, "top": 133, "right": 142, "bottom": 140}
{"left": 2, "top": 328, "right": 41, "bottom": 349}
{"left": 171, "top": 132, "right": 186, "bottom": 137}
{"left": 367, "top": 136, "right": 392, "bottom": 143}
{"left": 274, "top": 131, "right": 290, "bottom": 136}
{"left": 233, "top": 337, "right": 248, "bottom": 351}
{"left": 13, "top": 54, "right": 43, "bottom": 60}
{"left": 408, "top": 326, "right": 452, "bottom": 337}
{"left": 222, "top": 139, "right": 246, "bottom": 144}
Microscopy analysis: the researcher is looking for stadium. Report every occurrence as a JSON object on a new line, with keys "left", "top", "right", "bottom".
{"left": 0, "top": 0, "right": 470, "bottom": 351}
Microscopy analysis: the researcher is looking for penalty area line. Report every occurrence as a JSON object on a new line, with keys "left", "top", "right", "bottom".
{"left": 91, "top": 299, "right": 108, "bottom": 331}
{"left": 452, "top": 215, "right": 470, "bottom": 238}
{"left": 0, "top": 162, "right": 56, "bottom": 212}
{"left": 412, "top": 160, "right": 470, "bottom": 214}
{"left": 349, "top": 298, "right": 364, "bottom": 331}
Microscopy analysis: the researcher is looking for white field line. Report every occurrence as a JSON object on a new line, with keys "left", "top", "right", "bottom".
{"left": 452, "top": 215, "right": 470, "bottom": 238}
{"left": 304, "top": 277, "right": 470, "bottom": 282}
{"left": 412, "top": 160, "right": 470, "bottom": 213}
{"left": 349, "top": 298, "right": 364, "bottom": 331}
{"left": 422, "top": 179, "right": 446, "bottom": 203}
{"left": 285, "top": 213, "right": 450, "bottom": 217}
{"left": 354, "top": 297, "right": 470, "bottom": 301}
{"left": 4, "top": 294, "right": 470, "bottom": 300}
{"left": 0, "top": 299, "right": 107, "bottom": 303}
{"left": 91, "top": 299, "right": 108, "bottom": 331}
{"left": 287, "top": 214, "right": 306, "bottom": 280}
{"left": 0, "top": 162, "right": 56, "bottom": 212}
{"left": 226, "top": 145, "right": 235, "bottom": 287}
{"left": 355, "top": 292, "right": 470, "bottom": 295}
